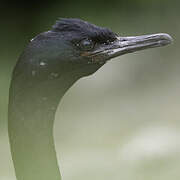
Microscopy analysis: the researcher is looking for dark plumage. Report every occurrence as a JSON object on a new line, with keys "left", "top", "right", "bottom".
{"left": 52, "top": 18, "right": 117, "bottom": 43}
{"left": 8, "top": 18, "right": 172, "bottom": 180}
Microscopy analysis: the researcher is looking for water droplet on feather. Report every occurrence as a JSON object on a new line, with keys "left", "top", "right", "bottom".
{"left": 40, "top": 62, "right": 47, "bottom": 66}
{"left": 32, "top": 70, "right": 36, "bottom": 76}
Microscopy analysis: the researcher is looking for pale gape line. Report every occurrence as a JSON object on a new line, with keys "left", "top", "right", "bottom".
{"left": 8, "top": 18, "right": 173, "bottom": 180}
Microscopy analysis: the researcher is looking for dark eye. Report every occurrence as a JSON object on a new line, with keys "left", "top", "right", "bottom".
{"left": 78, "top": 39, "right": 95, "bottom": 51}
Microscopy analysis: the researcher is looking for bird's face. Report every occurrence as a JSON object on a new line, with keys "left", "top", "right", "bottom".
{"left": 51, "top": 18, "right": 172, "bottom": 65}
{"left": 78, "top": 33, "right": 172, "bottom": 63}
{"left": 29, "top": 18, "right": 172, "bottom": 78}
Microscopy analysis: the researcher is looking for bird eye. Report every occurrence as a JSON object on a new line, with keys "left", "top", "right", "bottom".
{"left": 79, "top": 39, "right": 95, "bottom": 51}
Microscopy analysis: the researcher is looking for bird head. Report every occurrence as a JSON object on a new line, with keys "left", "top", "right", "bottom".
{"left": 18, "top": 18, "right": 172, "bottom": 79}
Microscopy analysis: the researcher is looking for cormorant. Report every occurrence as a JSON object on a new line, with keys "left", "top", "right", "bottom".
{"left": 8, "top": 18, "right": 172, "bottom": 180}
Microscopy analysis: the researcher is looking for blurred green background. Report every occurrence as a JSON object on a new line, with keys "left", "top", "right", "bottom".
{"left": 1, "top": 0, "right": 180, "bottom": 179}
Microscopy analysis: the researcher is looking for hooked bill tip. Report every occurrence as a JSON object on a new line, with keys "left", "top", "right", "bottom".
{"left": 158, "top": 33, "right": 173, "bottom": 45}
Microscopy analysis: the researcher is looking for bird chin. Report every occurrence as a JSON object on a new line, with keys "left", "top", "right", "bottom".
{"left": 87, "top": 33, "right": 173, "bottom": 63}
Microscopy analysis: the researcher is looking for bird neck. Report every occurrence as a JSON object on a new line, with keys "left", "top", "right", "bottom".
{"left": 8, "top": 70, "right": 81, "bottom": 180}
